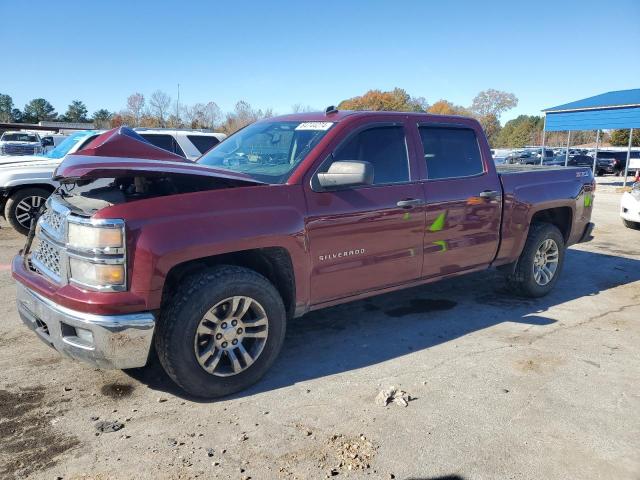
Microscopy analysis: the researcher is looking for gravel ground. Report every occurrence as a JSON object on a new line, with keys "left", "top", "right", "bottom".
{"left": 0, "top": 177, "right": 638, "bottom": 480}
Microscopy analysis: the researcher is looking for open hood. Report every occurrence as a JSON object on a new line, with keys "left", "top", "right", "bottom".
{"left": 52, "top": 127, "right": 264, "bottom": 185}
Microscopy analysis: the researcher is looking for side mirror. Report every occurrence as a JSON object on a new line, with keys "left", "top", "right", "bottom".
{"left": 41, "top": 137, "right": 54, "bottom": 147}
{"left": 317, "top": 161, "right": 374, "bottom": 189}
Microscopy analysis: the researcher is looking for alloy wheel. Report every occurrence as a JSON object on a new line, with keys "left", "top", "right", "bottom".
{"left": 15, "top": 196, "right": 44, "bottom": 229}
{"left": 532, "top": 238, "right": 559, "bottom": 286}
{"left": 193, "top": 296, "right": 269, "bottom": 377}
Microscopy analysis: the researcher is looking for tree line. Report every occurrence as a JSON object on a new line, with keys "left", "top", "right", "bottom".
{"left": 0, "top": 92, "right": 272, "bottom": 135}
{"left": 1, "top": 89, "right": 637, "bottom": 147}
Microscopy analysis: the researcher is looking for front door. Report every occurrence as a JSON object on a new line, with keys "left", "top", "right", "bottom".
{"left": 416, "top": 124, "right": 502, "bottom": 278}
{"left": 305, "top": 122, "right": 426, "bottom": 304}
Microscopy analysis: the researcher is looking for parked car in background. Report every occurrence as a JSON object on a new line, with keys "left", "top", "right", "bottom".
{"left": 620, "top": 182, "right": 640, "bottom": 229}
{"left": 12, "top": 114, "right": 595, "bottom": 398}
{"left": 533, "top": 148, "right": 555, "bottom": 162}
{"left": 594, "top": 151, "right": 640, "bottom": 176}
{"left": 0, "top": 131, "right": 46, "bottom": 156}
{"left": 0, "top": 128, "right": 227, "bottom": 234}
{"left": 0, "top": 130, "right": 102, "bottom": 234}
{"left": 40, "top": 134, "right": 68, "bottom": 154}
{"left": 491, "top": 148, "right": 512, "bottom": 165}
{"left": 134, "top": 128, "right": 226, "bottom": 160}
{"left": 567, "top": 154, "right": 595, "bottom": 169}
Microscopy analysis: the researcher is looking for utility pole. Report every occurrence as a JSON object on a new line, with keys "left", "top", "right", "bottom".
{"left": 176, "top": 83, "right": 180, "bottom": 127}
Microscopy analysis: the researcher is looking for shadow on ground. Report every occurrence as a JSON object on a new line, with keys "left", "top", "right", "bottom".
{"left": 124, "top": 248, "right": 640, "bottom": 401}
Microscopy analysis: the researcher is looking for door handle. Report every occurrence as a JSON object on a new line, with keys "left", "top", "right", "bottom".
{"left": 397, "top": 198, "right": 425, "bottom": 208}
{"left": 479, "top": 190, "right": 500, "bottom": 200}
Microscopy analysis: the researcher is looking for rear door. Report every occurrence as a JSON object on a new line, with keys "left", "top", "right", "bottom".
{"left": 414, "top": 122, "right": 502, "bottom": 278}
{"left": 304, "top": 119, "right": 426, "bottom": 304}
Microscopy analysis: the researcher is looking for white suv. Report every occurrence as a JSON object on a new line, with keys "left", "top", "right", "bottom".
{"left": 0, "top": 131, "right": 45, "bottom": 156}
{"left": 0, "top": 128, "right": 226, "bottom": 234}
{"left": 134, "top": 129, "right": 226, "bottom": 160}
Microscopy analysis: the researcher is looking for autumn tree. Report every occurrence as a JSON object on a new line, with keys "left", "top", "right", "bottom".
{"left": 203, "top": 102, "right": 222, "bottom": 129}
{"left": 149, "top": 90, "right": 171, "bottom": 127}
{"left": 126, "top": 93, "right": 145, "bottom": 126}
{"left": 338, "top": 88, "right": 427, "bottom": 112}
{"left": 0, "top": 93, "right": 13, "bottom": 122}
{"left": 219, "top": 100, "right": 273, "bottom": 134}
{"left": 110, "top": 114, "right": 125, "bottom": 128}
{"left": 470, "top": 89, "right": 518, "bottom": 119}
{"left": 610, "top": 129, "right": 640, "bottom": 147}
{"left": 479, "top": 114, "right": 501, "bottom": 147}
{"left": 427, "top": 100, "right": 470, "bottom": 116}
{"left": 23, "top": 98, "right": 57, "bottom": 123}
{"left": 62, "top": 100, "right": 89, "bottom": 123}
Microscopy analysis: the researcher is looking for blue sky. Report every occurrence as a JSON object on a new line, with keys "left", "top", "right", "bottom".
{"left": 2, "top": 0, "right": 639, "bottom": 123}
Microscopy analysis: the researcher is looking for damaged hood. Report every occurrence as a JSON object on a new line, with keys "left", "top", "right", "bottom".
{"left": 53, "top": 127, "right": 264, "bottom": 185}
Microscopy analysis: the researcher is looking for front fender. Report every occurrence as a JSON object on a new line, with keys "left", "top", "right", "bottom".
{"left": 96, "top": 185, "right": 310, "bottom": 310}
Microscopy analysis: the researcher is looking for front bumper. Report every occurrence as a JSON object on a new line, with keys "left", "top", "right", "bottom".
{"left": 16, "top": 282, "right": 155, "bottom": 369}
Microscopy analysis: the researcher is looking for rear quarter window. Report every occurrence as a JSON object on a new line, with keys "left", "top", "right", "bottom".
{"left": 140, "top": 134, "right": 186, "bottom": 157}
{"left": 187, "top": 135, "right": 220, "bottom": 154}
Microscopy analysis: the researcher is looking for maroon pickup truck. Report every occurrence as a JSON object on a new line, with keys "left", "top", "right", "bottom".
{"left": 13, "top": 111, "right": 595, "bottom": 398}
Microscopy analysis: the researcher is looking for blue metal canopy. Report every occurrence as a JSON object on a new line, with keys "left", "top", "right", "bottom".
{"left": 540, "top": 89, "right": 640, "bottom": 184}
{"left": 543, "top": 89, "right": 640, "bottom": 131}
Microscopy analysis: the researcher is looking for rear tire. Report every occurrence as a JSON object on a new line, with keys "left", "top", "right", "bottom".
{"left": 506, "top": 223, "right": 566, "bottom": 298}
{"left": 622, "top": 219, "right": 640, "bottom": 230}
{"left": 155, "top": 265, "right": 286, "bottom": 398}
{"left": 4, "top": 187, "right": 51, "bottom": 235}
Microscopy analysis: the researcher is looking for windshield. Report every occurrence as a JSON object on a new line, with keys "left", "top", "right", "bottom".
{"left": 2, "top": 133, "right": 38, "bottom": 142}
{"left": 43, "top": 131, "right": 94, "bottom": 159}
{"left": 197, "top": 120, "right": 334, "bottom": 183}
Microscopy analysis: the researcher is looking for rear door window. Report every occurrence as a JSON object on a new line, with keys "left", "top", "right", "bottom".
{"left": 419, "top": 126, "right": 484, "bottom": 180}
{"left": 187, "top": 135, "right": 220, "bottom": 154}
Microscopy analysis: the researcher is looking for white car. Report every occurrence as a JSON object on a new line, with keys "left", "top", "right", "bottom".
{"left": 0, "top": 131, "right": 45, "bottom": 156}
{"left": 0, "top": 128, "right": 226, "bottom": 234}
{"left": 620, "top": 183, "right": 640, "bottom": 229}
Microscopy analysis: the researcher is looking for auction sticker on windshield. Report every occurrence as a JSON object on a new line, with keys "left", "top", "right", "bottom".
{"left": 295, "top": 122, "right": 333, "bottom": 131}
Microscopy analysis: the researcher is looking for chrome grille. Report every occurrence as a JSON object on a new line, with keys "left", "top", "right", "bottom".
{"left": 1, "top": 144, "right": 38, "bottom": 155}
{"left": 40, "top": 208, "right": 65, "bottom": 238}
{"left": 31, "top": 236, "right": 62, "bottom": 281}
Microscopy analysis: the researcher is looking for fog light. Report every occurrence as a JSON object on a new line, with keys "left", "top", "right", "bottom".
{"left": 75, "top": 327, "right": 94, "bottom": 344}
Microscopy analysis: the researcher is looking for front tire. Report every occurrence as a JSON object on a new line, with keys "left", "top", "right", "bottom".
{"left": 155, "top": 265, "right": 286, "bottom": 398}
{"left": 623, "top": 219, "right": 640, "bottom": 230}
{"left": 4, "top": 187, "right": 50, "bottom": 235}
{"left": 507, "top": 223, "right": 566, "bottom": 297}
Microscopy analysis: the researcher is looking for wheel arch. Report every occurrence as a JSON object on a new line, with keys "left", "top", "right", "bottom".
{"left": 162, "top": 247, "right": 297, "bottom": 319}
{"left": 530, "top": 206, "right": 573, "bottom": 242}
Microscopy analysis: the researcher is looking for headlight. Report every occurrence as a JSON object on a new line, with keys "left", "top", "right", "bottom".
{"left": 69, "top": 258, "right": 125, "bottom": 288}
{"left": 67, "top": 219, "right": 126, "bottom": 291}
{"left": 68, "top": 222, "right": 123, "bottom": 251}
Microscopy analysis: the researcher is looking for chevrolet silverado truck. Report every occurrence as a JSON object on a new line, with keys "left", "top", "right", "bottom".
{"left": 0, "top": 129, "right": 226, "bottom": 235}
{"left": 13, "top": 112, "right": 595, "bottom": 398}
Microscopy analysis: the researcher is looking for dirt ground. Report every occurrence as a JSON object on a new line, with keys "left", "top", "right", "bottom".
{"left": 0, "top": 177, "right": 638, "bottom": 480}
